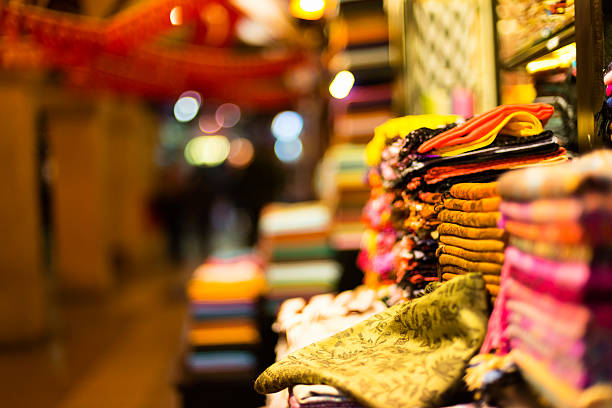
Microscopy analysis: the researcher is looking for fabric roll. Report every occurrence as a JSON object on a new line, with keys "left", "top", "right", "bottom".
{"left": 436, "top": 244, "right": 504, "bottom": 264}
{"left": 255, "top": 274, "right": 489, "bottom": 408}
{"left": 438, "top": 254, "right": 502, "bottom": 275}
{"left": 439, "top": 235, "right": 506, "bottom": 252}
{"left": 442, "top": 197, "right": 501, "bottom": 213}
{"left": 438, "top": 210, "right": 501, "bottom": 228}
{"left": 449, "top": 182, "right": 499, "bottom": 200}
{"left": 437, "top": 223, "right": 507, "bottom": 240}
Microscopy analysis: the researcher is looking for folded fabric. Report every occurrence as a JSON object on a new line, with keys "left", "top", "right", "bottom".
{"left": 508, "top": 236, "right": 592, "bottom": 263}
{"left": 292, "top": 384, "right": 359, "bottom": 406}
{"left": 366, "top": 114, "right": 460, "bottom": 165}
{"left": 423, "top": 148, "right": 566, "bottom": 184}
{"left": 506, "top": 299, "right": 590, "bottom": 341}
{"left": 437, "top": 223, "right": 507, "bottom": 240}
{"left": 437, "top": 244, "right": 505, "bottom": 264}
{"left": 497, "top": 150, "right": 612, "bottom": 202}
{"left": 504, "top": 219, "right": 585, "bottom": 245}
{"left": 503, "top": 247, "right": 612, "bottom": 302}
{"left": 443, "top": 197, "right": 501, "bottom": 213}
{"left": 289, "top": 393, "right": 362, "bottom": 408}
{"left": 449, "top": 183, "right": 499, "bottom": 200}
{"left": 255, "top": 274, "right": 489, "bottom": 408}
{"left": 440, "top": 265, "right": 470, "bottom": 275}
{"left": 442, "top": 272, "right": 500, "bottom": 285}
{"left": 438, "top": 210, "right": 501, "bottom": 228}
{"left": 500, "top": 199, "right": 583, "bottom": 224}
{"left": 189, "top": 321, "right": 260, "bottom": 346}
{"left": 439, "top": 235, "right": 506, "bottom": 252}
{"left": 187, "top": 351, "right": 257, "bottom": 373}
{"left": 418, "top": 104, "right": 554, "bottom": 156}
{"left": 511, "top": 349, "right": 612, "bottom": 408}
{"left": 439, "top": 254, "right": 502, "bottom": 275}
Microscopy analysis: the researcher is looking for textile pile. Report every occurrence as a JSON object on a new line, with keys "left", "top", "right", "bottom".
{"left": 184, "top": 252, "right": 265, "bottom": 376}
{"left": 437, "top": 182, "right": 506, "bottom": 302}
{"left": 259, "top": 202, "right": 341, "bottom": 314}
{"left": 359, "top": 114, "right": 460, "bottom": 295}
{"left": 255, "top": 274, "right": 489, "bottom": 408}
{"left": 361, "top": 104, "right": 566, "bottom": 296}
{"left": 266, "top": 289, "right": 387, "bottom": 408}
{"left": 477, "top": 151, "right": 612, "bottom": 408}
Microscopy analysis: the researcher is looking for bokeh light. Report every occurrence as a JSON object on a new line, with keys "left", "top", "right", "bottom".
{"left": 170, "top": 6, "right": 183, "bottom": 26}
{"left": 184, "top": 135, "right": 230, "bottom": 166}
{"left": 180, "top": 90, "right": 202, "bottom": 106}
{"left": 227, "top": 138, "right": 254, "bottom": 168}
{"left": 271, "top": 111, "right": 303, "bottom": 141}
{"left": 199, "top": 114, "right": 222, "bottom": 133}
{"left": 216, "top": 103, "right": 241, "bottom": 128}
{"left": 300, "top": 0, "right": 325, "bottom": 13}
{"left": 290, "top": 0, "right": 325, "bottom": 20}
{"left": 174, "top": 96, "right": 200, "bottom": 122}
{"left": 236, "top": 18, "right": 273, "bottom": 46}
{"left": 329, "top": 70, "right": 355, "bottom": 99}
{"left": 274, "top": 138, "right": 303, "bottom": 163}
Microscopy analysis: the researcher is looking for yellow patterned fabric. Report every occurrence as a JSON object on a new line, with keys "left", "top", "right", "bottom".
{"left": 255, "top": 274, "right": 489, "bottom": 408}
{"left": 366, "top": 114, "right": 460, "bottom": 165}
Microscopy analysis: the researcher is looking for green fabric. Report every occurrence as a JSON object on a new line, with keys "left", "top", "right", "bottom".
{"left": 443, "top": 197, "right": 501, "bottom": 213}
{"left": 437, "top": 223, "right": 507, "bottom": 240}
{"left": 272, "top": 245, "right": 335, "bottom": 261}
{"left": 255, "top": 274, "right": 489, "bottom": 408}
{"left": 436, "top": 244, "right": 505, "bottom": 264}
{"left": 438, "top": 210, "right": 501, "bottom": 228}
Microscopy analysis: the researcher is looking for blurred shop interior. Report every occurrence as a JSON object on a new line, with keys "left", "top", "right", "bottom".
{"left": 2, "top": 1, "right": 612, "bottom": 408}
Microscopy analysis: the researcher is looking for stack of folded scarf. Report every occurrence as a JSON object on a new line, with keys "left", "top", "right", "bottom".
{"left": 389, "top": 104, "right": 567, "bottom": 293}
{"left": 184, "top": 252, "right": 266, "bottom": 377}
{"left": 256, "top": 274, "right": 490, "bottom": 408}
{"left": 475, "top": 150, "right": 612, "bottom": 408}
{"left": 259, "top": 202, "right": 341, "bottom": 314}
{"left": 437, "top": 182, "right": 506, "bottom": 302}
{"left": 359, "top": 114, "right": 460, "bottom": 294}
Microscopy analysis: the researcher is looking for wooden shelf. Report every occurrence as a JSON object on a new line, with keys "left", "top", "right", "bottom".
{"left": 502, "top": 23, "right": 575, "bottom": 70}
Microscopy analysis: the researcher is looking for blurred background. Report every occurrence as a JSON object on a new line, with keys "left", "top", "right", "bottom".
{"left": 0, "top": 0, "right": 605, "bottom": 407}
